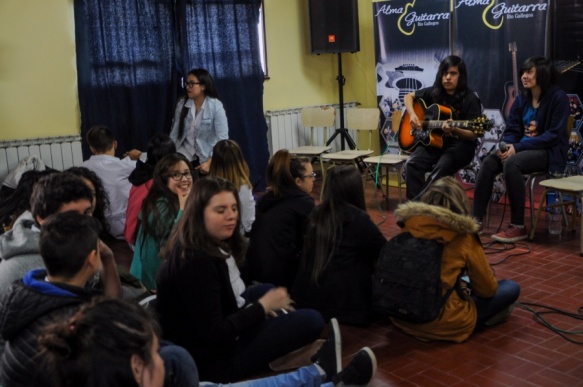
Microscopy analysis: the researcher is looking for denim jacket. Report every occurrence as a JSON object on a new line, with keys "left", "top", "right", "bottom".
{"left": 169, "top": 97, "right": 229, "bottom": 162}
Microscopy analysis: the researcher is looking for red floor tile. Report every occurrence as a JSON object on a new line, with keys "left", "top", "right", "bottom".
{"left": 333, "top": 181, "right": 583, "bottom": 386}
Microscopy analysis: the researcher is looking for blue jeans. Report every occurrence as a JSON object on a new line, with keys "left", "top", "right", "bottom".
{"left": 160, "top": 342, "right": 200, "bottom": 387}
{"left": 200, "top": 364, "right": 334, "bottom": 387}
{"left": 472, "top": 279, "right": 521, "bottom": 330}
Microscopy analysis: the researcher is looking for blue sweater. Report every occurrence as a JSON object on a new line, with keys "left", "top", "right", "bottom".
{"left": 503, "top": 85, "right": 570, "bottom": 174}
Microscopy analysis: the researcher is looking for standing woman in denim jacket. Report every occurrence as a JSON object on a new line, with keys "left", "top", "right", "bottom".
{"left": 170, "top": 68, "right": 229, "bottom": 176}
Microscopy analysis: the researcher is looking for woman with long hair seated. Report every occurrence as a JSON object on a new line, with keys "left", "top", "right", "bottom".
{"left": 130, "top": 153, "right": 192, "bottom": 290}
{"left": 39, "top": 298, "right": 376, "bottom": 387}
{"left": 292, "top": 165, "right": 386, "bottom": 325}
{"left": 391, "top": 176, "right": 520, "bottom": 342}
{"left": 209, "top": 139, "right": 255, "bottom": 235}
{"left": 155, "top": 177, "right": 326, "bottom": 382}
{"left": 243, "top": 150, "right": 315, "bottom": 288}
{"left": 125, "top": 133, "right": 177, "bottom": 247}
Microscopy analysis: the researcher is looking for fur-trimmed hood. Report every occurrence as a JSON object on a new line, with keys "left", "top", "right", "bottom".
{"left": 394, "top": 201, "right": 479, "bottom": 243}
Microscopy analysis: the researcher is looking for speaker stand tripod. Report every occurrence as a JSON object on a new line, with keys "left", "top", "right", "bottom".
{"left": 326, "top": 53, "right": 356, "bottom": 150}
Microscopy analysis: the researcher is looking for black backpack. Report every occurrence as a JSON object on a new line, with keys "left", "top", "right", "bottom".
{"left": 372, "top": 232, "right": 457, "bottom": 324}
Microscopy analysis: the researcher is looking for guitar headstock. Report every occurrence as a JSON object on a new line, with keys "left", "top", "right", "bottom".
{"left": 468, "top": 116, "right": 493, "bottom": 137}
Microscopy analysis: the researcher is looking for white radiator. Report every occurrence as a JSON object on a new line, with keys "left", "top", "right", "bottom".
{"left": 265, "top": 101, "right": 359, "bottom": 155}
{"left": 0, "top": 135, "right": 84, "bottom": 184}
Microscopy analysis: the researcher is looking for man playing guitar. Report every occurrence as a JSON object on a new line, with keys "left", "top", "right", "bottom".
{"left": 403, "top": 55, "right": 482, "bottom": 200}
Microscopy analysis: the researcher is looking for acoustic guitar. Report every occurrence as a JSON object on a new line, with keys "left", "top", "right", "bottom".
{"left": 398, "top": 99, "right": 491, "bottom": 151}
{"left": 502, "top": 42, "right": 519, "bottom": 121}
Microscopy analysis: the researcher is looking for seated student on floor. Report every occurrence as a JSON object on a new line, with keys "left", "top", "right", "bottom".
{"left": 0, "top": 173, "right": 108, "bottom": 296}
{"left": 130, "top": 153, "right": 192, "bottom": 291}
{"left": 82, "top": 125, "right": 140, "bottom": 239}
{"left": 243, "top": 150, "right": 315, "bottom": 288}
{"left": 292, "top": 165, "right": 386, "bottom": 325}
{"left": 156, "top": 177, "right": 326, "bottom": 383}
{"left": 0, "top": 211, "right": 121, "bottom": 385}
{"left": 0, "top": 169, "right": 56, "bottom": 234}
{"left": 125, "top": 133, "right": 177, "bottom": 248}
{"left": 39, "top": 298, "right": 377, "bottom": 387}
{"left": 391, "top": 176, "right": 520, "bottom": 343}
{"left": 209, "top": 139, "right": 256, "bottom": 235}
{"left": 67, "top": 166, "right": 112, "bottom": 240}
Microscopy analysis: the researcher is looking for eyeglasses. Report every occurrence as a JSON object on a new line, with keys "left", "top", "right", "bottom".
{"left": 303, "top": 172, "right": 317, "bottom": 179}
{"left": 184, "top": 81, "right": 202, "bottom": 88}
{"left": 168, "top": 171, "right": 193, "bottom": 181}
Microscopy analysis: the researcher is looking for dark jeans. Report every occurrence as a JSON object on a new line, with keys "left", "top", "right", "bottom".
{"left": 406, "top": 138, "right": 476, "bottom": 200}
{"left": 224, "top": 283, "right": 325, "bottom": 381}
{"left": 472, "top": 279, "right": 521, "bottom": 330}
{"left": 472, "top": 149, "right": 548, "bottom": 226}
{"left": 161, "top": 341, "right": 200, "bottom": 387}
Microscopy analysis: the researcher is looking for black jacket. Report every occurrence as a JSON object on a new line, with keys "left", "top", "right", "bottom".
{"left": 292, "top": 205, "right": 386, "bottom": 325}
{"left": 0, "top": 270, "right": 97, "bottom": 387}
{"left": 243, "top": 189, "right": 315, "bottom": 287}
{"left": 156, "top": 247, "right": 266, "bottom": 382}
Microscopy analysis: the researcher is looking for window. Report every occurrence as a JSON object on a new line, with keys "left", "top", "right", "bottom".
{"left": 259, "top": 1, "right": 269, "bottom": 78}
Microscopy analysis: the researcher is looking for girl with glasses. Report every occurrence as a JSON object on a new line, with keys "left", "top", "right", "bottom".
{"left": 156, "top": 178, "right": 329, "bottom": 383}
{"left": 243, "top": 150, "right": 316, "bottom": 288}
{"left": 130, "top": 153, "right": 193, "bottom": 290}
{"left": 170, "top": 68, "right": 229, "bottom": 176}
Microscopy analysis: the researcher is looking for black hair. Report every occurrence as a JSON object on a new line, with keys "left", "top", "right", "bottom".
{"left": 178, "top": 68, "right": 220, "bottom": 139}
{"left": 139, "top": 153, "right": 192, "bottom": 250}
{"left": 520, "top": 56, "right": 558, "bottom": 103}
{"left": 430, "top": 55, "right": 469, "bottom": 109}
{"left": 145, "top": 133, "right": 176, "bottom": 167}
{"left": 30, "top": 174, "right": 94, "bottom": 222}
{"left": 0, "top": 169, "right": 57, "bottom": 231}
{"left": 86, "top": 126, "right": 115, "bottom": 153}
{"left": 162, "top": 177, "right": 246, "bottom": 264}
{"left": 39, "top": 298, "right": 158, "bottom": 387}
{"left": 40, "top": 211, "right": 101, "bottom": 279}
{"left": 303, "top": 165, "right": 366, "bottom": 284}
{"left": 66, "top": 167, "right": 111, "bottom": 238}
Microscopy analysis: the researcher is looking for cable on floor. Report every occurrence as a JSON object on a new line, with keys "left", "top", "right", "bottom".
{"left": 515, "top": 301, "right": 583, "bottom": 344}
{"left": 482, "top": 240, "right": 532, "bottom": 265}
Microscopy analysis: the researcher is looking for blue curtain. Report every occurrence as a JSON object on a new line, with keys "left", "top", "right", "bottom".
{"left": 74, "top": 0, "right": 179, "bottom": 157}
{"left": 176, "top": 0, "right": 269, "bottom": 189}
{"left": 75, "top": 0, "right": 269, "bottom": 190}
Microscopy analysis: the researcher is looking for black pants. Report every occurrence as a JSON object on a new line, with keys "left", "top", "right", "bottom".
{"left": 406, "top": 138, "right": 476, "bottom": 200}
{"left": 472, "top": 149, "right": 548, "bottom": 226}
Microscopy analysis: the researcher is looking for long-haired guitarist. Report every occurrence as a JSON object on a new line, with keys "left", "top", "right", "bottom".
{"left": 403, "top": 55, "right": 483, "bottom": 200}
{"left": 473, "top": 56, "right": 570, "bottom": 243}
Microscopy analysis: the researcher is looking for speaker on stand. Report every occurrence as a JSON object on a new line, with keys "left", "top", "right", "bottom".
{"left": 308, "top": 0, "right": 360, "bottom": 150}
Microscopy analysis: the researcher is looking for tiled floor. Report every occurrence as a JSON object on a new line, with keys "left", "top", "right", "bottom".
{"left": 340, "top": 181, "right": 583, "bottom": 386}
{"left": 110, "top": 177, "right": 583, "bottom": 386}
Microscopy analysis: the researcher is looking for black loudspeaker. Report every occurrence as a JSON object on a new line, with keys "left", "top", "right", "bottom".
{"left": 308, "top": 0, "right": 360, "bottom": 54}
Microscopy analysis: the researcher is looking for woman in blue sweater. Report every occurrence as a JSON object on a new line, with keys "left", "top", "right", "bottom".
{"left": 473, "top": 56, "right": 570, "bottom": 242}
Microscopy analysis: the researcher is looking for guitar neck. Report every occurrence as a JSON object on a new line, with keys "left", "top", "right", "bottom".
{"left": 423, "top": 120, "right": 471, "bottom": 130}
{"left": 512, "top": 47, "right": 518, "bottom": 91}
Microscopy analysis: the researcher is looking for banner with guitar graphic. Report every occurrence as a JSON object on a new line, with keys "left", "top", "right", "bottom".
{"left": 373, "top": 0, "right": 450, "bottom": 153}
{"left": 452, "top": 0, "right": 549, "bottom": 115}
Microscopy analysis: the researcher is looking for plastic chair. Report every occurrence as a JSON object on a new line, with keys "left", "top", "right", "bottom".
{"left": 289, "top": 107, "right": 335, "bottom": 180}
